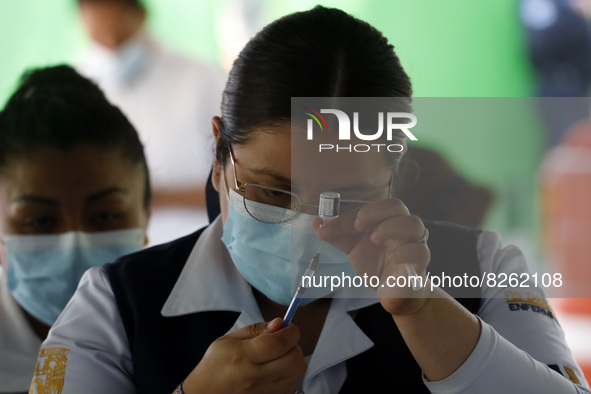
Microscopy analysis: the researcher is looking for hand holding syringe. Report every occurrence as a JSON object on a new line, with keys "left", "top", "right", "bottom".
{"left": 281, "top": 192, "right": 422, "bottom": 328}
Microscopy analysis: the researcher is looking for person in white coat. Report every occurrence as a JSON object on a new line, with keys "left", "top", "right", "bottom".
{"left": 77, "top": 0, "right": 225, "bottom": 245}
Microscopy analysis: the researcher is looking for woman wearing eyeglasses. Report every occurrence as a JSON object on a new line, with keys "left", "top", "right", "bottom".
{"left": 32, "top": 6, "right": 589, "bottom": 394}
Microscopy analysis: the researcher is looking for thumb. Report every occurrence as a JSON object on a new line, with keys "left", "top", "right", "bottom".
{"left": 312, "top": 217, "right": 323, "bottom": 234}
{"left": 229, "top": 318, "right": 283, "bottom": 340}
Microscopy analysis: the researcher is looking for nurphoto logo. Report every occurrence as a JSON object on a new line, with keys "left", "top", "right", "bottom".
{"left": 304, "top": 108, "right": 418, "bottom": 153}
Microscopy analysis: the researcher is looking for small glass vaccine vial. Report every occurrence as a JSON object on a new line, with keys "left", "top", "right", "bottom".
{"left": 319, "top": 191, "right": 340, "bottom": 222}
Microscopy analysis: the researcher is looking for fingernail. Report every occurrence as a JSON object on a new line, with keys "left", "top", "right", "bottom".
{"left": 354, "top": 218, "right": 361, "bottom": 230}
{"left": 267, "top": 318, "right": 280, "bottom": 330}
{"left": 370, "top": 230, "right": 379, "bottom": 243}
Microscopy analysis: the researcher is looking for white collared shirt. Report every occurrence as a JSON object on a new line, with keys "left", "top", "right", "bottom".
{"left": 0, "top": 270, "right": 42, "bottom": 393}
{"left": 35, "top": 218, "right": 590, "bottom": 393}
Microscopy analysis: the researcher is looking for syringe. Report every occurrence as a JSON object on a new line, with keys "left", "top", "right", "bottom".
{"left": 281, "top": 192, "right": 339, "bottom": 328}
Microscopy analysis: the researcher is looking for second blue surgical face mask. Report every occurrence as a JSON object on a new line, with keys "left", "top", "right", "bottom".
{"left": 222, "top": 189, "right": 357, "bottom": 306}
{"left": 112, "top": 37, "right": 150, "bottom": 84}
{"left": 86, "top": 33, "right": 150, "bottom": 87}
{"left": 5, "top": 229, "right": 144, "bottom": 326}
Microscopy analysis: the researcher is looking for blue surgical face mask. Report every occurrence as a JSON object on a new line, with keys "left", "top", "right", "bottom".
{"left": 221, "top": 188, "right": 356, "bottom": 306}
{"left": 112, "top": 37, "right": 149, "bottom": 84}
{"left": 87, "top": 33, "right": 150, "bottom": 87}
{"left": 5, "top": 229, "right": 144, "bottom": 325}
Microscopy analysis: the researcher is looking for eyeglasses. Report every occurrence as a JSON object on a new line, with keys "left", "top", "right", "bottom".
{"left": 227, "top": 145, "right": 393, "bottom": 224}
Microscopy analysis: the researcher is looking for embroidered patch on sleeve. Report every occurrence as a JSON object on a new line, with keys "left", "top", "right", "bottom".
{"left": 29, "top": 347, "right": 70, "bottom": 394}
{"left": 564, "top": 366, "right": 582, "bottom": 385}
{"left": 504, "top": 290, "right": 556, "bottom": 320}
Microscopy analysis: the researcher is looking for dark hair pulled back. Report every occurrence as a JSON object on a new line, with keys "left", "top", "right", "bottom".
{"left": 76, "top": 0, "right": 144, "bottom": 9}
{"left": 217, "top": 5, "right": 412, "bottom": 165}
{"left": 0, "top": 64, "right": 151, "bottom": 206}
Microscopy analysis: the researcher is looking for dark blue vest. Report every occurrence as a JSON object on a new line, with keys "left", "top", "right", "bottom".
{"left": 105, "top": 221, "right": 481, "bottom": 393}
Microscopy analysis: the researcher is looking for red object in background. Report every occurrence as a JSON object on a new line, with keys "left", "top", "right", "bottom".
{"left": 541, "top": 120, "right": 591, "bottom": 382}
{"left": 541, "top": 120, "right": 591, "bottom": 313}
